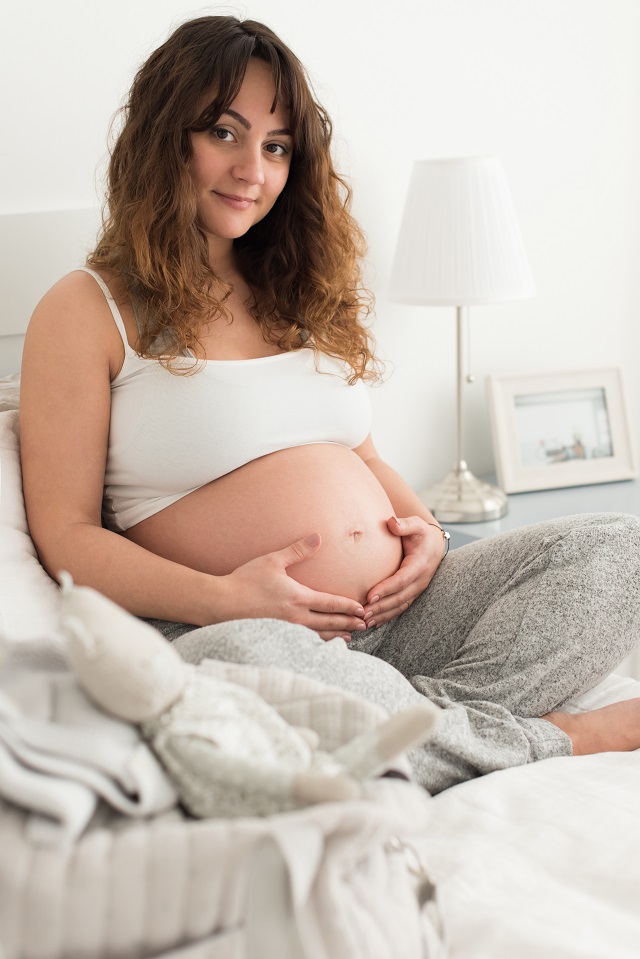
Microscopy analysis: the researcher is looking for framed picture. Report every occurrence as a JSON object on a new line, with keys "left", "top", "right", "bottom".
{"left": 487, "top": 368, "right": 637, "bottom": 494}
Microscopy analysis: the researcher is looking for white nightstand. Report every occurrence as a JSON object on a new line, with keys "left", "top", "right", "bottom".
{"left": 445, "top": 478, "right": 640, "bottom": 547}
{"left": 444, "top": 477, "right": 640, "bottom": 678}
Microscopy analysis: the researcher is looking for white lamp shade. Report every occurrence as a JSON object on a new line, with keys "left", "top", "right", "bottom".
{"left": 389, "top": 156, "right": 535, "bottom": 306}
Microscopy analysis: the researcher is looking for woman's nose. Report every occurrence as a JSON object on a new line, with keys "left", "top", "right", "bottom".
{"left": 232, "top": 146, "right": 265, "bottom": 186}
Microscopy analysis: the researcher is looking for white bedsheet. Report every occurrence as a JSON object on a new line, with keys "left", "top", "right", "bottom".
{"left": 422, "top": 749, "right": 640, "bottom": 958}
{"left": 418, "top": 674, "right": 640, "bottom": 958}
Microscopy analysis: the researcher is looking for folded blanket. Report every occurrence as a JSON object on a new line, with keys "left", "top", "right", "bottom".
{"left": 0, "top": 662, "right": 177, "bottom": 844}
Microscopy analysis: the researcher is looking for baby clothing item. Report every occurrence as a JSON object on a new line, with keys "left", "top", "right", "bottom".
{"left": 77, "top": 268, "right": 371, "bottom": 532}
{"left": 0, "top": 662, "right": 177, "bottom": 844}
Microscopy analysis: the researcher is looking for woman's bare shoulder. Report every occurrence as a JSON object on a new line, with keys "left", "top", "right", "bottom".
{"left": 25, "top": 268, "right": 126, "bottom": 376}
{"left": 34, "top": 267, "right": 114, "bottom": 313}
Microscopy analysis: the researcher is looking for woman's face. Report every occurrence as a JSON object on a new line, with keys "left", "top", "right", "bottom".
{"left": 189, "top": 58, "right": 292, "bottom": 261}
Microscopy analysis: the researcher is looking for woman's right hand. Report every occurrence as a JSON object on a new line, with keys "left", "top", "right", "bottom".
{"left": 216, "top": 533, "right": 367, "bottom": 641}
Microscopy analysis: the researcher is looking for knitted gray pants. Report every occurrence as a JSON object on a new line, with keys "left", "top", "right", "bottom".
{"left": 156, "top": 513, "right": 640, "bottom": 793}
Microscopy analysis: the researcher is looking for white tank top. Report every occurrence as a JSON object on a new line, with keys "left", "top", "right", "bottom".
{"left": 79, "top": 269, "right": 372, "bottom": 532}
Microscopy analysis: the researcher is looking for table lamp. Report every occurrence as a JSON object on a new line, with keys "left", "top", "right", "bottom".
{"left": 389, "top": 156, "right": 535, "bottom": 522}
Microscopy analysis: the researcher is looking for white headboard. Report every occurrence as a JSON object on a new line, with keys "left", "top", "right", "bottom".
{"left": 0, "top": 208, "right": 101, "bottom": 375}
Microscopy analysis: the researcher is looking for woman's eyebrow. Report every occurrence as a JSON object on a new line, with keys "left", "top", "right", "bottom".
{"left": 223, "top": 108, "right": 291, "bottom": 137}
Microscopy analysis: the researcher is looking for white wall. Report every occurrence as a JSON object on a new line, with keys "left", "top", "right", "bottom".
{"left": 2, "top": 0, "right": 639, "bottom": 491}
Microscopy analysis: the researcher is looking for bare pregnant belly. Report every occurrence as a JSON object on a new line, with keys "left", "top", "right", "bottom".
{"left": 125, "top": 444, "right": 403, "bottom": 604}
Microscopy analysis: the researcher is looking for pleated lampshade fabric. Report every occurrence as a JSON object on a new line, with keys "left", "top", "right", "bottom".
{"left": 389, "top": 156, "right": 535, "bottom": 306}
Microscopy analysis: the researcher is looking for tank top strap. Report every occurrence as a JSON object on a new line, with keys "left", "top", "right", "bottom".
{"left": 77, "top": 267, "right": 134, "bottom": 354}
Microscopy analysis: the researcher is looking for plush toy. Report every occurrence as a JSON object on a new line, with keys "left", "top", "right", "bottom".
{"left": 58, "top": 573, "right": 440, "bottom": 818}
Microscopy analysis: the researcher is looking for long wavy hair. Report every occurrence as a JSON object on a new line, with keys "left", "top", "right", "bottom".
{"left": 88, "top": 15, "right": 379, "bottom": 382}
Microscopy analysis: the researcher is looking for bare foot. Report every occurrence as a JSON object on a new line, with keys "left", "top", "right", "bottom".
{"left": 544, "top": 698, "right": 640, "bottom": 756}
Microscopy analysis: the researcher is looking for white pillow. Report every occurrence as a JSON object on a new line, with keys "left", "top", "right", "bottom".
{"left": 0, "top": 409, "right": 60, "bottom": 639}
{"left": 0, "top": 371, "right": 20, "bottom": 412}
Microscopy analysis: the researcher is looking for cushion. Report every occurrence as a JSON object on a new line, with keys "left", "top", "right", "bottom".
{"left": 0, "top": 409, "right": 60, "bottom": 639}
{"left": 0, "top": 372, "right": 20, "bottom": 412}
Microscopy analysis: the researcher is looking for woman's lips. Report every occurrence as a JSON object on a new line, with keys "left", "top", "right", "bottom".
{"left": 214, "top": 192, "right": 256, "bottom": 210}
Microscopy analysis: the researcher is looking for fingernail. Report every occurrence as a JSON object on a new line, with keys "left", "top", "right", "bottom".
{"left": 353, "top": 622, "right": 367, "bottom": 631}
{"left": 355, "top": 606, "right": 365, "bottom": 616}
{"left": 367, "top": 620, "right": 377, "bottom": 629}
{"left": 341, "top": 634, "right": 352, "bottom": 643}
{"left": 363, "top": 611, "right": 374, "bottom": 622}
{"left": 370, "top": 595, "right": 380, "bottom": 604}
{"left": 305, "top": 533, "right": 320, "bottom": 547}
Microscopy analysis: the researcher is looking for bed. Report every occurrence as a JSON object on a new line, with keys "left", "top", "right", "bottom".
{"left": 1, "top": 211, "right": 640, "bottom": 959}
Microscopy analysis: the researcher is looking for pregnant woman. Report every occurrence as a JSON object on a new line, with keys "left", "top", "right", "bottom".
{"left": 20, "top": 15, "right": 640, "bottom": 793}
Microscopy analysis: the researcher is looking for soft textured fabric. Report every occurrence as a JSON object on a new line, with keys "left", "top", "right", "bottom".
{"left": 0, "top": 371, "right": 20, "bottom": 412}
{"left": 54, "top": 572, "right": 436, "bottom": 819}
{"left": 0, "top": 638, "right": 439, "bottom": 959}
{"left": 419, "top": 748, "right": 640, "bottom": 959}
{"left": 0, "top": 779, "right": 438, "bottom": 959}
{"left": 0, "top": 664, "right": 178, "bottom": 844}
{"left": 0, "top": 410, "right": 61, "bottom": 641}
{"left": 77, "top": 268, "right": 372, "bottom": 532}
{"left": 170, "top": 512, "right": 640, "bottom": 794}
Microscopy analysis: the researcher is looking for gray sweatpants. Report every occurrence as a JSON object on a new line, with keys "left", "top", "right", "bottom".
{"left": 151, "top": 513, "right": 640, "bottom": 793}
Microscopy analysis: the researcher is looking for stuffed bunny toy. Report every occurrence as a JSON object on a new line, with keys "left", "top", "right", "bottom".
{"left": 58, "top": 574, "right": 439, "bottom": 818}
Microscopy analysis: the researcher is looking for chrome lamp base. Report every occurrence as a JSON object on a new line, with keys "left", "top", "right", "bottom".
{"left": 419, "top": 460, "right": 508, "bottom": 523}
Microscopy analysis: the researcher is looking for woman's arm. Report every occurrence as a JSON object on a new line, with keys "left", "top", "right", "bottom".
{"left": 353, "top": 435, "right": 447, "bottom": 627}
{"left": 20, "top": 273, "right": 366, "bottom": 635}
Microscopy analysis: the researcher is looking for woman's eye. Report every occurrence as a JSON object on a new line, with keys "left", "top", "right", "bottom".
{"left": 265, "top": 143, "right": 289, "bottom": 157}
{"left": 211, "top": 127, "right": 235, "bottom": 143}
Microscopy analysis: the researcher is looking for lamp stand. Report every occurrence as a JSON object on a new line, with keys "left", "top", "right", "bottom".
{"left": 419, "top": 307, "right": 508, "bottom": 523}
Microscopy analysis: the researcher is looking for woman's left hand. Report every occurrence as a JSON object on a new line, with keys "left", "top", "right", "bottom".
{"left": 362, "top": 515, "right": 445, "bottom": 628}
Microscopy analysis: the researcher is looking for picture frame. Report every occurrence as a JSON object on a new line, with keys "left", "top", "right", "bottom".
{"left": 487, "top": 368, "right": 637, "bottom": 494}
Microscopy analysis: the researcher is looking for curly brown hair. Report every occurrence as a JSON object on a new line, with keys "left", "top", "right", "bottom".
{"left": 88, "top": 15, "right": 379, "bottom": 382}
